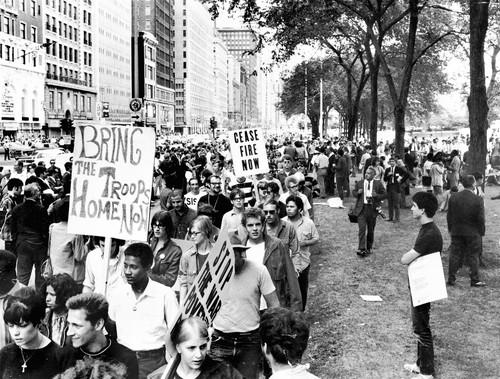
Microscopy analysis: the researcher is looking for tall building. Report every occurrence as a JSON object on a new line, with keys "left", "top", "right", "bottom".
{"left": 131, "top": 0, "right": 175, "bottom": 133}
{"left": 95, "top": 0, "right": 131, "bottom": 122}
{"left": 43, "top": 0, "right": 97, "bottom": 137}
{"left": 218, "top": 27, "right": 259, "bottom": 127}
{"left": 173, "top": 0, "right": 215, "bottom": 135}
{"left": 213, "top": 34, "right": 228, "bottom": 129}
{"left": 0, "top": 0, "right": 46, "bottom": 138}
{"left": 259, "top": 69, "right": 283, "bottom": 132}
{"left": 227, "top": 54, "right": 241, "bottom": 129}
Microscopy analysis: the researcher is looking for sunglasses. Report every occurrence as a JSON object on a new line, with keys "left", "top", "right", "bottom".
{"left": 264, "top": 210, "right": 276, "bottom": 215}
{"left": 152, "top": 224, "right": 166, "bottom": 229}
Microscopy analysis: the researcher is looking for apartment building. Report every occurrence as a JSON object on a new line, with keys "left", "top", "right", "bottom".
{"left": 43, "top": 0, "right": 97, "bottom": 136}
{"left": 0, "top": 0, "right": 45, "bottom": 137}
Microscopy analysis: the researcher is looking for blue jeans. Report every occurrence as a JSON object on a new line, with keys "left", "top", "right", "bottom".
{"left": 209, "top": 328, "right": 261, "bottom": 379}
{"left": 411, "top": 302, "right": 434, "bottom": 376}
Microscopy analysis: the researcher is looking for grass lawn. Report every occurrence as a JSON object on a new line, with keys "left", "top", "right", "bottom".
{"left": 305, "top": 183, "right": 500, "bottom": 379}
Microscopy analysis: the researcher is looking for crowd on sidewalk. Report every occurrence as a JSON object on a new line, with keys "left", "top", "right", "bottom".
{"left": 0, "top": 131, "right": 498, "bottom": 379}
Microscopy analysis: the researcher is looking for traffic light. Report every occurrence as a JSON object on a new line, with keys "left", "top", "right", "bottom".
{"left": 210, "top": 117, "right": 217, "bottom": 130}
{"left": 60, "top": 118, "right": 73, "bottom": 133}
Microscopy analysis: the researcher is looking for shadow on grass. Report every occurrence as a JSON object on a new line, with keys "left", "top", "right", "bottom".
{"left": 304, "top": 187, "right": 500, "bottom": 379}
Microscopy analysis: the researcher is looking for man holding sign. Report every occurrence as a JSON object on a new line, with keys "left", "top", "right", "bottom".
{"left": 401, "top": 192, "right": 443, "bottom": 379}
{"left": 210, "top": 234, "right": 279, "bottom": 379}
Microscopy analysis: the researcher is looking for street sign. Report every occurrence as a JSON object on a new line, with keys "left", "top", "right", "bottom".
{"left": 129, "top": 98, "right": 142, "bottom": 112}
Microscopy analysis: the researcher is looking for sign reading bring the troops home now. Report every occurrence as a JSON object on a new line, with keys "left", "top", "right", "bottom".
{"left": 68, "top": 124, "right": 155, "bottom": 241}
{"left": 180, "top": 233, "right": 235, "bottom": 325}
{"left": 229, "top": 128, "right": 269, "bottom": 177}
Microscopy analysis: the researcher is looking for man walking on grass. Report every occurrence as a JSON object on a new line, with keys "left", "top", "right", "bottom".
{"left": 401, "top": 192, "right": 443, "bottom": 379}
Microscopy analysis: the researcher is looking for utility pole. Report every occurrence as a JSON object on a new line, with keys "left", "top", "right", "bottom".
{"left": 304, "top": 64, "right": 308, "bottom": 123}
{"left": 319, "top": 61, "right": 324, "bottom": 139}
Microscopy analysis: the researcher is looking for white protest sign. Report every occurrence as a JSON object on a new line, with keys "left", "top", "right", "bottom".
{"left": 408, "top": 252, "right": 448, "bottom": 307}
{"left": 180, "top": 233, "right": 235, "bottom": 325}
{"left": 229, "top": 128, "right": 269, "bottom": 177}
{"left": 68, "top": 124, "right": 155, "bottom": 241}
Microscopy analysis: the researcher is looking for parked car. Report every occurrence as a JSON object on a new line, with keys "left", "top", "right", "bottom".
{"left": 17, "top": 148, "right": 69, "bottom": 167}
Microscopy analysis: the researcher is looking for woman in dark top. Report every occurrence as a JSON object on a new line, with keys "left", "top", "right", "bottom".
{"left": 0, "top": 287, "right": 73, "bottom": 379}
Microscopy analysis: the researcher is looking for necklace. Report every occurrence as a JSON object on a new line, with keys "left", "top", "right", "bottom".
{"left": 80, "top": 338, "right": 112, "bottom": 357}
{"left": 20, "top": 348, "right": 34, "bottom": 373}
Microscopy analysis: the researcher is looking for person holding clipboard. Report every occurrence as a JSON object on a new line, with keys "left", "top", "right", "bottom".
{"left": 401, "top": 192, "right": 443, "bottom": 379}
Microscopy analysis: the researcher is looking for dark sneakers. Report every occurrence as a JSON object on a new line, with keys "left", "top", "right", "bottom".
{"left": 356, "top": 249, "right": 372, "bottom": 257}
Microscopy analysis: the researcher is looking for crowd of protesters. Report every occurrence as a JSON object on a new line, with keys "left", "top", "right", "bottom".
{"left": 0, "top": 130, "right": 498, "bottom": 379}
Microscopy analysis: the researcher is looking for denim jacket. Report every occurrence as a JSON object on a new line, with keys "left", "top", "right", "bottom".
{"left": 149, "top": 238, "right": 182, "bottom": 287}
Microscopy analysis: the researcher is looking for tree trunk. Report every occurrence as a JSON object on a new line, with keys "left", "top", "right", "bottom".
{"left": 310, "top": 113, "right": 319, "bottom": 137}
{"left": 369, "top": 59, "right": 380, "bottom": 151}
{"left": 467, "top": 0, "right": 490, "bottom": 174}
{"left": 394, "top": 104, "right": 406, "bottom": 155}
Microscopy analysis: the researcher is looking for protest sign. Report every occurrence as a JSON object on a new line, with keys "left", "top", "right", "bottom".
{"left": 408, "top": 252, "right": 448, "bottom": 306}
{"left": 68, "top": 124, "right": 155, "bottom": 241}
{"left": 229, "top": 128, "right": 269, "bottom": 177}
{"left": 180, "top": 232, "right": 235, "bottom": 325}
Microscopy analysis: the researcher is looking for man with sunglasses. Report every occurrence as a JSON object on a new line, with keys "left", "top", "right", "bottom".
{"left": 263, "top": 200, "right": 299, "bottom": 261}
{"left": 198, "top": 175, "right": 232, "bottom": 228}
{"left": 264, "top": 182, "right": 287, "bottom": 218}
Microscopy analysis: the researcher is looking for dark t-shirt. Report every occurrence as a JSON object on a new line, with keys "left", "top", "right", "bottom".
{"left": 413, "top": 222, "right": 443, "bottom": 256}
{"left": 0, "top": 340, "right": 73, "bottom": 379}
{"left": 64, "top": 339, "right": 139, "bottom": 379}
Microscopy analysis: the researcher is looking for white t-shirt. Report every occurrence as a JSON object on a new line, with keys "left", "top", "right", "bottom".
{"left": 184, "top": 191, "right": 204, "bottom": 211}
{"left": 246, "top": 241, "right": 265, "bottom": 266}
{"left": 213, "top": 260, "right": 275, "bottom": 333}
{"left": 246, "top": 241, "right": 267, "bottom": 310}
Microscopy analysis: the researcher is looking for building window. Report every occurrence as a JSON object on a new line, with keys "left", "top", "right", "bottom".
{"left": 63, "top": 1, "right": 67, "bottom": 14}
{"left": 31, "top": 0, "right": 36, "bottom": 16}
{"left": 59, "top": 21, "right": 62, "bottom": 35}
{"left": 74, "top": 94, "right": 78, "bottom": 110}
{"left": 21, "top": 50, "right": 26, "bottom": 64}
{"left": 31, "top": 26, "right": 37, "bottom": 42}
{"left": 63, "top": 23, "right": 67, "bottom": 37}
{"left": 21, "top": 0, "right": 26, "bottom": 11}
{"left": 81, "top": 95, "right": 85, "bottom": 112}
{"left": 21, "top": 97, "right": 26, "bottom": 116}
{"left": 20, "top": 22, "right": 26, "bottom": 39}
{"left": 68, "top": 25, "right": 72, "bottom": 39}
{"left": 32, "top": 98, "right": 36, "bottom": 117}
{"left": 3, "top": 17, "right": 10, "bottom": 34}
{"left": 88, "top": 53, "right": 91, "bottom": 66}
{"left": 87, "top": 13, "right": 91, "bottom": 25}
{"left": 57, "top": 92, "right": 63, "bottom": 110}
{"left": 87, "top": 97, "right": 91, "bottom": 112}
{"left": 49, "top": 91, "right": 55, "bottom": 109}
